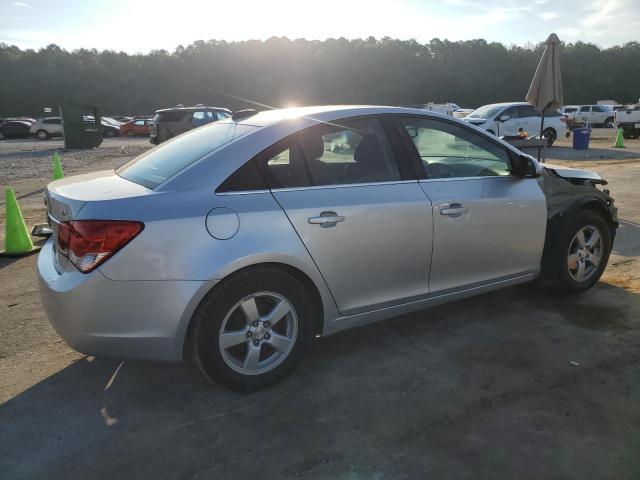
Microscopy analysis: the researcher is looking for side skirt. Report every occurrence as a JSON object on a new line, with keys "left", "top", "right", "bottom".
{"left": 322, "top": 271, "right": 538, "bottom": 336}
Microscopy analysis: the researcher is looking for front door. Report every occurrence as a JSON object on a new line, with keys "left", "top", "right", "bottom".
{"left": 396, "top": 116, "right": 547, "bottom": 293}
{"left": 259, "top": 117, "right": 433, "bottom": 315}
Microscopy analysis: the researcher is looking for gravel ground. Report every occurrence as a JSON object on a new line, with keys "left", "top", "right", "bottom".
{"left": 1, "top": 135, "right": 639, "bottom": 479}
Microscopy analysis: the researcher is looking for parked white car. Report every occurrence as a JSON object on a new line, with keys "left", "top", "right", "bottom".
{"left": 464, "top": 102, "right": 568, "bottom": 146}
{"left": 573, "top": 105, "right": 616, "bottom": 126}
{"left": 615, "top": 106, "right": 640, "bottom": 139}
{"left": 30, "top": 117, "right": 64, "bottom": 140}
{"left": 559, "top": 105, "right": 579, "bottom": 122}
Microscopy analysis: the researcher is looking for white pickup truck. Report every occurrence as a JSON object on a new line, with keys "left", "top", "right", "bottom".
{"left": 615, "top": 106, "right": 640, "bottom": 139}
{"left": 573, "top": 105, "right": 616, "bottom": 126}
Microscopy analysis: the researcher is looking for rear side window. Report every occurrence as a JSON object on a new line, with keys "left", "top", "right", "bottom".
{"left": 155, "top": 111, "right": 188, "bottom": 122}
{"left": 299, "top": 118, "right": 401, "bottom": 186}
{"left": 44, "top": 118, "right": 61, "bottom": 125}
{"left": 516, "top": 106, "right": 538, "bottom": 118}
{"left": 117, "top": 123, "right": 256, "bottom": 189}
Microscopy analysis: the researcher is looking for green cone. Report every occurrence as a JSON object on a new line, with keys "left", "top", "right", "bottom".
{"left": 613, "top": 128, "right": 625, "bottom": 148}
{"left": 2, "top": 188, "right": 36, "bottom": 255}
{"left": 52, "top": 152, "right": 64, "bottom": 180}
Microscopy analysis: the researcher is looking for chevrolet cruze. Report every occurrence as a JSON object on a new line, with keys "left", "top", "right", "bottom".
{"left": 38, "top": 106, "right": 617, "bottom": 391}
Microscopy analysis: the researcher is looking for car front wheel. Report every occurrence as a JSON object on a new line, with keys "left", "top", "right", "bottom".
{"left": 188, "top": 267, "right": 316, "bottom": 391}
{"left": 543, "top": 128, "right": 557, "bottom": 147}
{"left": 36, "top": 129, "right": 50, "bottom": 140}
{"left": 546, "top": 210, "right": 612, "bottom": 292}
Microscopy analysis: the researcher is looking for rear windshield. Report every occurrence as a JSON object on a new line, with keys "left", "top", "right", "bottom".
{"left": 117, "top": 122, "right": 256, "bottom": 189}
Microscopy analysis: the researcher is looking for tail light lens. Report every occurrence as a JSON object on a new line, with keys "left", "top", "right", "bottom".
{"left": 560, "top": 115, "right": 567, "bottom": 123}
{"left": 57, "top": 220, "right": 144, "bottom": 273}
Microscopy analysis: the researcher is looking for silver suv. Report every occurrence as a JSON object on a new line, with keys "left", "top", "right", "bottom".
{"left": 30, "top": 117, "right": 64, "bottom": 140}
{"left": 149, "top": 105, "right": 231, "bottom": 144}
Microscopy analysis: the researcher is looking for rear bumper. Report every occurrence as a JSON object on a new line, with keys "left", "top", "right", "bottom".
{"left": 37, "top": 239, "right": 208, "bottom": 362}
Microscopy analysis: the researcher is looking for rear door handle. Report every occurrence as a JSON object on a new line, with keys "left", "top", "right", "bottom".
{"left": 440, "top": 203, "right": 468, "bottom": 217}
{"left": 308, "top": 211, "right": 345, "bottom": 226}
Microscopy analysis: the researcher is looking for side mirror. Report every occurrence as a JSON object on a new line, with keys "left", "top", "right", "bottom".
{"left": 512, "top": 153, "right": 541, "bottom": 178}
{"left": 498, "top": 115, "right": 511, "bottom": 122}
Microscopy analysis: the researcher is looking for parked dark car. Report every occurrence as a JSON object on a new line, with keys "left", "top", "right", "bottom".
{"left": 150, "top": 105, "right": 231, "bottom": 144}
{"left": 0, "top": 121, "right": 31, "bottom": 140}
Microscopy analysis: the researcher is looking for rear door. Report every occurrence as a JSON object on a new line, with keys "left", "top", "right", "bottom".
{"left": 396, "top": 116, "right": 546, "bottom": 293}
{"left": 261, "top": 116, "right": 433, "bottom": 315}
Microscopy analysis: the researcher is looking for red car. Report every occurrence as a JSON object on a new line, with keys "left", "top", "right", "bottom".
{"left": 119, "top": 118, "right": 151, "bottom": 137}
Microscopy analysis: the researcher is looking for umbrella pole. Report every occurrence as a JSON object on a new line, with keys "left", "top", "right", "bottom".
{"left": 539, "top": 107, "right": 546, "bottom": 162}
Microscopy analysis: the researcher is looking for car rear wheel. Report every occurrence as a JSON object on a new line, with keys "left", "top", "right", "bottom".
{"left": 545, "top": 210, "right": 611, "bottom": 292}
{"left": 36, "top": 129, "right": 50, "bottom": 140}
{"left": 126, "top": 130, "right": 136, "bottom": 138}
{"left": 188, "top": 267, "right": 316, "bottom": 392}
{"left": 543, "top": 128, "right": 557, "bottom": 147}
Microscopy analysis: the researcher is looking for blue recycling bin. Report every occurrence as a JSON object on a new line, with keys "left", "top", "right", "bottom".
{"left": 572, "top": 127, "right": 591, "bottom": 150}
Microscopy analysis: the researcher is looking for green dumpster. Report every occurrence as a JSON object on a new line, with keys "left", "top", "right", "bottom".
{"left": 59, "top": 105, "right": 103, "bottom": 149}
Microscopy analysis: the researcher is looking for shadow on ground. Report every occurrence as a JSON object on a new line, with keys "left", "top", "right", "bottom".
{"left": 1, "top": 279, "right": 639, "bottom": 479}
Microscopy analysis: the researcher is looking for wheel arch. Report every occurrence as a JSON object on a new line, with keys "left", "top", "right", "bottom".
{"left": 539, "top": 195, "right": 615, "bottom": 285}
{"left": 180, "top": 261, "right": 327, "bottom": 359}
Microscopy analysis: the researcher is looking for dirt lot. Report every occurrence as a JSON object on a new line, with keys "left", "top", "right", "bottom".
{"left": 1, "top": 136, "right": 639, "bottom": 479}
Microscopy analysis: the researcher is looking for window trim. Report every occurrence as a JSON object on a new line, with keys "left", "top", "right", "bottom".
{"left": 390, "top": 114, "right": 518, "bottom": 180}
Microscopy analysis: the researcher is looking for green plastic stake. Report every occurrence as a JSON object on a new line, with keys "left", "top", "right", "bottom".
{"left": 52, "top": 152, "right": 64, "bottom": 180}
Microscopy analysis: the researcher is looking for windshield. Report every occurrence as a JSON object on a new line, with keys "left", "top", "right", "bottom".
{"left": 117, "top": 122, "right": 256, "bottom": 189}
{"left": 467, "top": 105, "right": 505, "bottom": 120}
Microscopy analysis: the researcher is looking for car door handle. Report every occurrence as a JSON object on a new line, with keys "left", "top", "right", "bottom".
{"left": 440, "top": 203, "right": 468, "bottom": 217}
{"left": 308, "top": 212, "right": 345, "bottom": 226}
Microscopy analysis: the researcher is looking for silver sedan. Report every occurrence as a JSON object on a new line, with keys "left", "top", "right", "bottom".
{"left": 38, "top": 106, "right": 617, "bottom": 391}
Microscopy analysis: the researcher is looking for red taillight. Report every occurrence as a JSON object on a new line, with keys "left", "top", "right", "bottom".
{"left": 57, "top": 220, "right": 144, "bottom": 273}
{"left": 560, "top": 116, "right": 567, "bottom": 123}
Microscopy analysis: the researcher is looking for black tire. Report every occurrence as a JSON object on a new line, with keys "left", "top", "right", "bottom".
{"left": 36, "top": 129, "right": 50, "bottom": 140}
{"left": 543, "top": 128, "right": 557, "bottom": 147}
{"left": 188, "top": 267, "right": 316, "bottom": 392}
{"left": 0, "top": 131, "right": 5, "bottom": 140}
{"left": 543, "top": 210, "right": 612, "bottom": 293}
{"left": 125, "top": 130, "right": 136, "bottom": 138}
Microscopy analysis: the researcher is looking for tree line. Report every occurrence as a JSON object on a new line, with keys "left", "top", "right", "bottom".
{"left": 0, "top": 37, "right": 638, "bottom": 117}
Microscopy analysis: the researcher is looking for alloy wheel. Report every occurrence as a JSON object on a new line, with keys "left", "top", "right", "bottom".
{"left": 567, "top": 225, "right": 603, "bottom": 282}
{"left": 218, "top": 291, "right": 298, "bottom": 375}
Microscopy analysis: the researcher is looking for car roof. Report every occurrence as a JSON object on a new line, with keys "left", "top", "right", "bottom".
{"left": 155, "top": 106, "right": 231, "bottom": 113}
{"left": 232, "top": 105, "right": 450, "bottom": 127}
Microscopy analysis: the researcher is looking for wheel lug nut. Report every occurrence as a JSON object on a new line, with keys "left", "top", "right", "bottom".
{"left": 265, "top": 333, "right": 271, "bottom": 340}
{"left": 253, "top": 339, "right": 260, "bottom": 346}
{"left": 246, "top": 331, "right": 253, "bottom": 338}
{"left": 252, "top": 320, "right": 259, "bottom": 327}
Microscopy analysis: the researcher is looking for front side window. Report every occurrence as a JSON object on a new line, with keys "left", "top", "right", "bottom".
{"left": 400, "top": 118, "right": 511, "bottom": 179}
{"left": 298, "top": 118, "right": 400, "bottom": 186}
{"left": 580, "top": 106, "right": 590, "bottom": 113}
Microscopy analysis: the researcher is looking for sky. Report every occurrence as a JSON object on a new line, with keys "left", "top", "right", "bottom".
{"left": 1, "top": 0, "right": 638, "bottom": 53}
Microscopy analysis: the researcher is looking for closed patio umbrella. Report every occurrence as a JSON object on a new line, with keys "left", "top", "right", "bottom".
{"left": 526, "top": 33, "right": 563, "bottom": 145}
